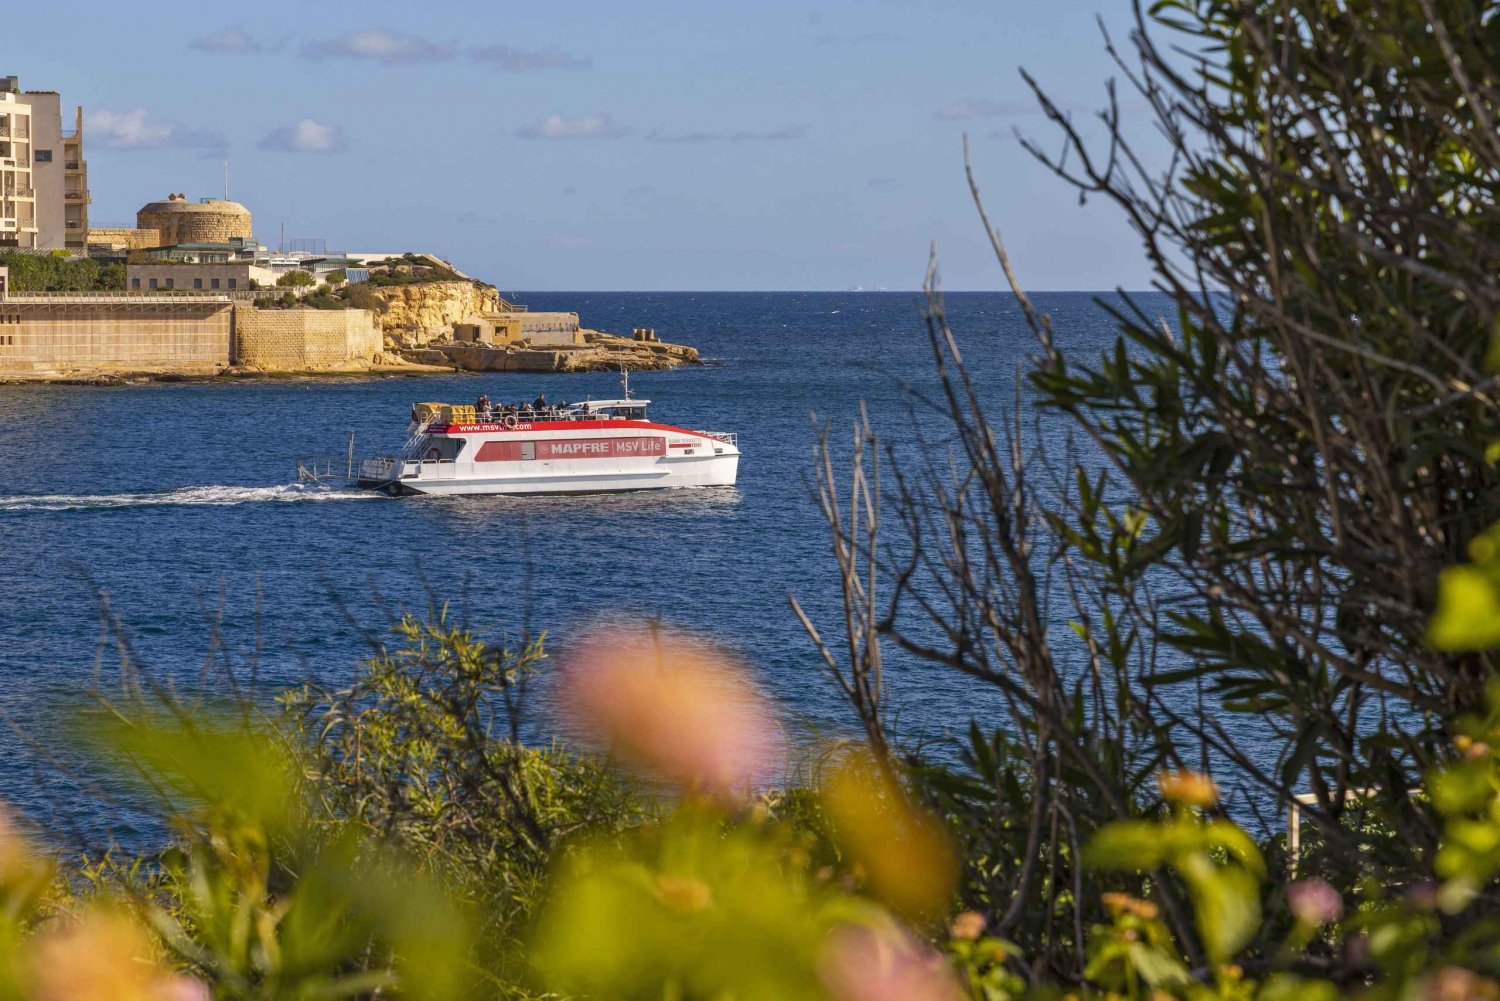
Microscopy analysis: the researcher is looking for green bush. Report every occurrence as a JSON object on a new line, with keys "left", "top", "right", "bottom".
{"left": 275, "top": 270, "right": 316, "bottom": 288}
{"left": 0, "top": 251, "right": 122, "bottom": 291}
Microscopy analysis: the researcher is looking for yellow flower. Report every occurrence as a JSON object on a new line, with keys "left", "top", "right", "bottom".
{"left": 652, "top": 874, "right": 714, "bottom": 915}
{"left": 820, "top": 754, "right": 958, "bottom": 922}
{"left": 1158, "top": 770, "right": 1218, "bottom": 809}
{"left": 1101, "top": 892, "right": 1160, "bottom": 920}
{"left": 949, "top": 910, "right": 987, "bottom": 941}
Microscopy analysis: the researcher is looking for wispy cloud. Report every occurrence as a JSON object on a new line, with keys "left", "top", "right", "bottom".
{"left": 814, "top": 31, "right": 901, "bottom": 45}
{"left": 469, "top": 45, "right": 591, "bottom": 71}
{"left": 516, "top": 113, "right": 628, "bottom": 140}
{"left": 86, "top": 109, "right": 227, "bottom": 152}
{"left": 301, "top": 29, "right": 456, "bottom": 65}
{"left": 300, "top": 30, "right": 586, "bottom": 70}
{"left": 190, "top": 28, "right": 282, "bottom": 54}
{"left": 933, "top": 98, "right": 1036, "bottom": 122}
{"left": 645, "top": 124, "right": 808, "bottom": 143}
{"left": 258, "top": 119, "right": 347, "bottom": 153}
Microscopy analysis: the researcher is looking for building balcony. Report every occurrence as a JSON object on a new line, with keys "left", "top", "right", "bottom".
{"left": 64, "top": 191, "right": 87, "bottom": 201}
{"left": 65, "top": 221, "right": 83, "bottom": 229}
{"left": 65, "top": 161, "right": 81, "bottom": 171}
{"left": 2, "top": 188, "right": 35, "bottom": 199}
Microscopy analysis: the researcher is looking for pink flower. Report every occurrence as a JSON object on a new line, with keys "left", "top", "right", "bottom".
{"left": 558, "top": 626, "right": 783, "bottom": 798}
{"left": 819, "top": 922, "right": 964, "bottom": 1001}
{"left": 1287, "top": 877, "right": 1343, "bottom": 926}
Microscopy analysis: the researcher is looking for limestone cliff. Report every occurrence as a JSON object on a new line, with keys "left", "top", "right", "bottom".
{"left": 371, "top": 281, "right": 507, "bottom": 348}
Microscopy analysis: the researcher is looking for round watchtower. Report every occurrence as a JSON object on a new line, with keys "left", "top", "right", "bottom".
{"left": 136, "top": 193, "right": 253, "bottom": 246}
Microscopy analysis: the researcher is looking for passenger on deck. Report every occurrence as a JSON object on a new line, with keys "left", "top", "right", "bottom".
{"left": 477, "top": 394, "right": 492, "bottom": 420}
{"left": 533, "top": 393, "right": 548, "bottom": 411}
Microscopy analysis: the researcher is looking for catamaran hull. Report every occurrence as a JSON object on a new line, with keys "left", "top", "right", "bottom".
{"left": 359, "top": 453, "right": 739, "bottom": 497}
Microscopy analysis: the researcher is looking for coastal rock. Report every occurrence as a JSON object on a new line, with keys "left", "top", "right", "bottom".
{"left": 402, "top": 330, "right": 699, "bottom": 374}
{"left": 370, "top": 281, "right": 508, "bottom": 348}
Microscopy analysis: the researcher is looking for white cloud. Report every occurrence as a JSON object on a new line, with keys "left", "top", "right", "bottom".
{"left": 933, "top": 98, "right": 1035, "bottom": 121}
{"left": 645, "top": 124, "right": 808, "bottom": 143}
{"left": 190, "top": 28, "right": 277, "bottom": 54}
{"left": 516, "top": 113, "right": 628, "bottom": 140}
{"left": 257, "top": 119, "right": 347, "bottom": 153}
{"left": 86, "top": 109, "right": 226, "bottom": 152}
{"left": 301, "top": 30, "right": 455, "bottom": 65}
{"left": 469, "top": 45, "right": 591, "bottom": 71}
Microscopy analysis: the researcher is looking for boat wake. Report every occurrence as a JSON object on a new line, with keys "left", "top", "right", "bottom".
{"left": 0, "top": 483, "right": 377, "bottom": 513}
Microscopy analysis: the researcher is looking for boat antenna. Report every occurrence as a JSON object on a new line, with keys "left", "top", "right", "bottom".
{"left": 620, "top": 366, "right": 633, "bottom": 400}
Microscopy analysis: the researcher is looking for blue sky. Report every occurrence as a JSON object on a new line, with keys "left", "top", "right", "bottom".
{"left": 5, "top": 1, "right": 1161, "bottom": 290}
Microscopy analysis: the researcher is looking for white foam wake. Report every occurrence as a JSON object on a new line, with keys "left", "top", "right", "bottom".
{"left": 0, "top": 483, "right": 378, "bottom": 513}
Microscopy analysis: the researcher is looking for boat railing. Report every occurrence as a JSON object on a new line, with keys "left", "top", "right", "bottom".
{"left": 359, "top": 457, "right": 397, "bottom": 481}
{"left": 398, "top": 458, "right": 458, "bottom": 480}
{"left": 701, "top": 431, "right": 738, "bottom": 446}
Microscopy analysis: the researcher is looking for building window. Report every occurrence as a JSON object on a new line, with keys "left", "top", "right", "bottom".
{"left": 165, "top": 278, "right": 174, "bottom": 289}
{"left": 211, "top": 278, "right": 220, "bottom": 289}
{"left": 149, "top": 278, "right": 158, "bottom": 290}
{"left": 228, "top": 278, "right": 237, "bottom": 290}
{"left": 34, "top": 150, "right": 51, "bottom": 163}
{"left": 194, "top": 278, "right": 203, "bottom": 289}
{"left": 131, "top": 278, "right": 140, "bottom": 289}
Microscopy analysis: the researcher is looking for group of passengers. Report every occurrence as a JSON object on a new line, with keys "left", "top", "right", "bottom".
{"left": 474, "top": 393, "right": 576, "bottom": 422}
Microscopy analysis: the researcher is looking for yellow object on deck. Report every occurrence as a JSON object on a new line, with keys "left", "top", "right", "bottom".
{"left": 413, "top": 402, "right": 447, "bottom": 422}
{"left": 442, "top": 405, "right": 477, "bottom": 424}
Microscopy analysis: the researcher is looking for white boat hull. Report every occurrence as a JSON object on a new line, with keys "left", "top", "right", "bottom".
{"left": 388, "top": 452, "right": 739, "bottom": 497}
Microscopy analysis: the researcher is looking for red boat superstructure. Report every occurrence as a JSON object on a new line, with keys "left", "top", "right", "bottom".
{"left": 355, "top": 396, "right": 740, "bottom": 497}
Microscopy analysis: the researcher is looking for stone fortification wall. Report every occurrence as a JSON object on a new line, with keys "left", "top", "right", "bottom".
{"left": 87, "top": 227, "right": 162, "bottom": 250}
{"left": 232, "top": 306, "right": 382, "bottom": 370}
{"left": 136, "top": 196, "right": 253, "bottom": 247}
{"left": 0, "top": 300, "right": 231, "bottom": 375}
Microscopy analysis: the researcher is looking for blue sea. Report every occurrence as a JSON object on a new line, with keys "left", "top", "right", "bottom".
{"left": 0, "top": 291, "right": 1148, "bottom": 843}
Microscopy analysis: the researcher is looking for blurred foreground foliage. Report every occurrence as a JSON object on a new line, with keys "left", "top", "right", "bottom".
{"left": 5, "top": 614, "right": 1500, "bottom": 999}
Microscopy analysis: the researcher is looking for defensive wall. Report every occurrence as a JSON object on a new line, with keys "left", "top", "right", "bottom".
{"left": 232, "top": 305, "right": 382, "bottom": 370}
{"left": 0, "top": 266, "right": 382, "bottom": 376}
{"left": 0, "top": 295, "right": 231, "bottom": 374}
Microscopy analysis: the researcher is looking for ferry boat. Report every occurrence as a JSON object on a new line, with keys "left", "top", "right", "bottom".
{"left": 350, "top": 384, "right": 740, "bottom": 497}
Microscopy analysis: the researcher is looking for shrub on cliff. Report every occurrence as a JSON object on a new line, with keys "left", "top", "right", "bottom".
{"left": 339, "top": 281, "right": 388, "bottom": 313}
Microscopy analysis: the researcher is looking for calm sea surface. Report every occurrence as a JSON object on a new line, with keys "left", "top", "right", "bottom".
{"left": 0, "top": 291, "right": 1153, "bottom": 842}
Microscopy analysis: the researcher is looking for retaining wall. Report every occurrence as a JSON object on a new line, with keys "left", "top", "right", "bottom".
{"left": 232, "top": 306, "right": 382, "bottom": 370}
{"left": 0, "top": 300, "right": 232, "bottom": 374}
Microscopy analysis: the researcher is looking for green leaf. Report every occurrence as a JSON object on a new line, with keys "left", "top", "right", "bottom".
{"left": 1178, "top": 851, "right": 1260, "bottom": 963}
{"left": 1084, "top": 821, "right": 1168, "bottom": 871}
{"left": 1428, "top": 566, "right": 1500, "bottom": 652}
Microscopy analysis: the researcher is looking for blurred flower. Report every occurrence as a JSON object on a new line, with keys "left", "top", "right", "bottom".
{"left": 29, "top": 909, "right": 169, "bottom": 1001}
{"left": 819, "top": 922, "right": 964, "bottom": 1001}
{"left": 1101, "top": 892, "right": 1160, "bottom": 920}
{"left": 154, "top": 976, "right": 212, "bottom": 1001}
{"left": 821, "top": 754, "right": 958, "bottom": 921}
{"left": 1287, "top": 877, "right": 1343, "bottom": 926}
{"left": 559, "top": 626, "right": 783, "bottom": 798}
{"left": 1408, "top": 881, "right": 1441, "bottom": 911}
{"left": 653, "top": 874, "right": 713, "bottom": 914}
{"left": 1158, "top": 770, "right": 1218, "bottom": 809}
{"left": 1425, "top": 966, "right": 1500, "bottom": 1001}
{"left": 949, "top": 910, "right": 987, "bottom": 941}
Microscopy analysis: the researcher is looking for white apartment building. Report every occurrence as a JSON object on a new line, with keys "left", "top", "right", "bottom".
{"left": 0, "top": 76, "right": 88, "bottom": 252}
